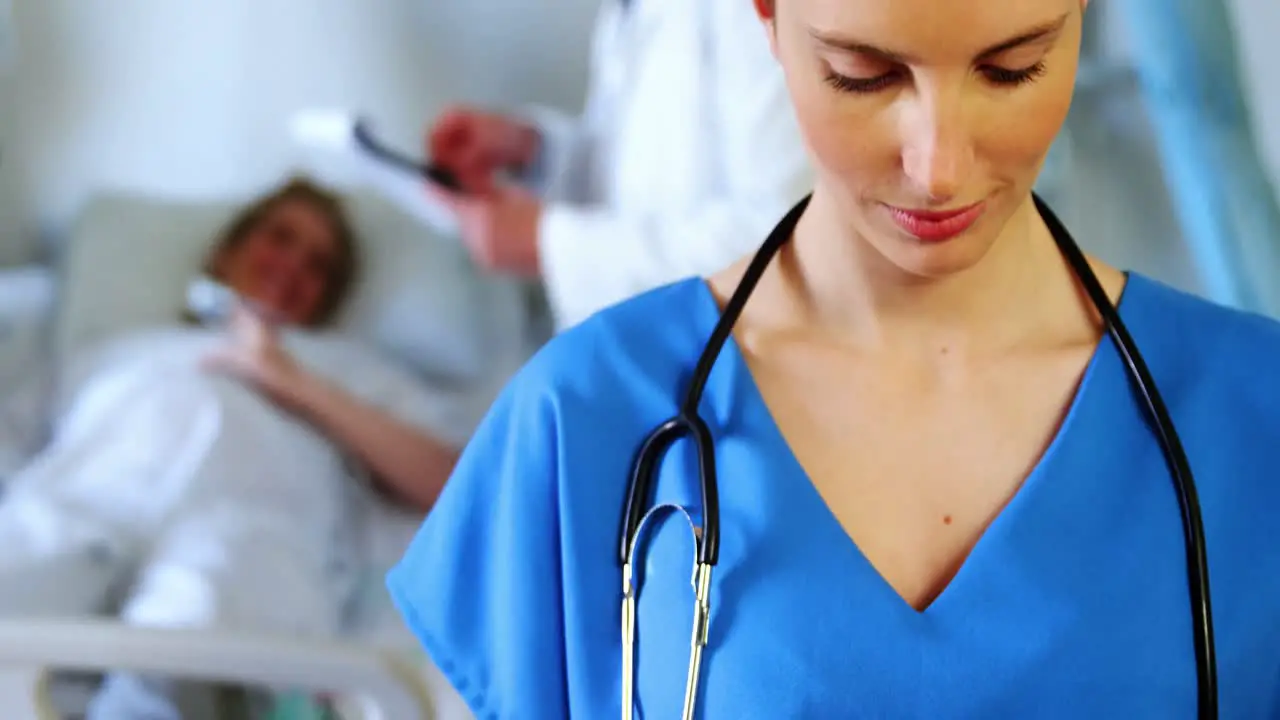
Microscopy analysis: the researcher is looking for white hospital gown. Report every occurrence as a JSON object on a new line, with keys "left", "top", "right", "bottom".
{"left": 0, "top": 326, "right": 489, "bottom": 637}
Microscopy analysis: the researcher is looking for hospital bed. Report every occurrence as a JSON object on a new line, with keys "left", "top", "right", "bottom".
{"left": 0, "top": 187, "right": 540, "bottom": 718}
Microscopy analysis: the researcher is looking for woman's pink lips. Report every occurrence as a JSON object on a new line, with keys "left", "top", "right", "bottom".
{"left": 885, "top": 201, "right": 986, "bottom": 242}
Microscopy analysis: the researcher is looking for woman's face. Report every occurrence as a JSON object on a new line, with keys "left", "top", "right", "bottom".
{"left": 215, "top": 199, "right": 340, "bottom": 325}
{"left": 763, "top": 0, "right": 1084, "bottom": 278}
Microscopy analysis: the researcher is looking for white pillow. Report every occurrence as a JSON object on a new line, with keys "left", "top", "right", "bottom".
{"left": 52, "top": 188, "right": 535, "bottom": 404}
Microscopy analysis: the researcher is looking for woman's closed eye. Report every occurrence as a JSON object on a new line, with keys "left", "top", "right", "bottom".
{"left": 823, "top": 62, "right": 1048, "bottom": 94}
{"left": 977, "top": 61, "right": 1047, "bottom": 87}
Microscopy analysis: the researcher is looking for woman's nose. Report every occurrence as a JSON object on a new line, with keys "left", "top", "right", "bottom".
{"left": 898, "top": 94, "right": 975, "bottom": 204}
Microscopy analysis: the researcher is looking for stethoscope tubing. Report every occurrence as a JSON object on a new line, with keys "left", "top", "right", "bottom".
{"left": 618, "top": 193, "right": 1217, "bottom": 718}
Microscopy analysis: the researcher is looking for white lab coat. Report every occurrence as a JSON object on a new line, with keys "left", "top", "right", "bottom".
{"left": 522, "top": 0, "right": 813, "bottom": 330}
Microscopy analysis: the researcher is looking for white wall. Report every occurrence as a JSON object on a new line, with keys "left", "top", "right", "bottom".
{"left": 0, "top": 0, "right": 599, "bottom": 264}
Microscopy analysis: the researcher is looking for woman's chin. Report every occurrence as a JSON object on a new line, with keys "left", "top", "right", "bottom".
{"left": 873, "top": 225, "right": 1001, "bottom": 281}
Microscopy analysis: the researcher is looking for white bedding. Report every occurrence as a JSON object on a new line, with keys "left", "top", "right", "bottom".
{"left": 2, "top": 326, "right": 473, "bottom": 642}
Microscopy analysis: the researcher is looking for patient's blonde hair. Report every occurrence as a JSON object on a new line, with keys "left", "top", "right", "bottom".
{"left": 199, "top": 175, "right": 360, "bottom": 327}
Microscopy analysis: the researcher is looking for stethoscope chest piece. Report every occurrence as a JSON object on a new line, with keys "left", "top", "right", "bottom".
{"left": 621, "top": 502, "right": 714, "bottom": 720}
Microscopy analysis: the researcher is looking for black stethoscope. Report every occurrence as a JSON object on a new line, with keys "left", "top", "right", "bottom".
{"left": 617, "top": 194, "right": 1217, "bottom": 720}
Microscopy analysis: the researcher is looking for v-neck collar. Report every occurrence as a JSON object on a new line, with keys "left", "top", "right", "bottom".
{"left": 687, "top": 273, "right": 1143, "bottom": 617}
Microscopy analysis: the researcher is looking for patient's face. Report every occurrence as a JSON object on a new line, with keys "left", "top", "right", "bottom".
{"left": 217, "top": 200, "right": 340, "bottom": 325}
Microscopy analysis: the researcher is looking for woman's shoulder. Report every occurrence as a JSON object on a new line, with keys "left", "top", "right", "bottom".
{"left": 507, "top": 276, "right": 720, "bottom": 407}
{"left": 1125, "top": 273, "right": 1280, "bottom": 420}
{"left": 1124, "top": 277, "right": 1280, "bottom": 579}
{"left": 1127, "top": 273, "right": 1280, "bottom": 337}
{"left": 1126, "top": 273, "right": 1280, "bottom": 367}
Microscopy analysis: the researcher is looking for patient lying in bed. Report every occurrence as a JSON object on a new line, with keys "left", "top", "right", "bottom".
{"left": 0, "top": 177, "right": 481, "bottom": 718}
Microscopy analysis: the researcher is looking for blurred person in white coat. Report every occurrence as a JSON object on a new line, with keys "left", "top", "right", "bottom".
{"left": 429, "top": 0, "right": 813, "bottom": 330}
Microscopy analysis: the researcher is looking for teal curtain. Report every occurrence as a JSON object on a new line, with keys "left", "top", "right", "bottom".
{"left": 1116, "top": 0, "right": 1280, "bottom": 315}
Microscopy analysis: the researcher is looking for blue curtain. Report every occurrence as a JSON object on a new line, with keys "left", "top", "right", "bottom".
{"left": 1115, "top": 0, "right": 1280, "bottom": 315}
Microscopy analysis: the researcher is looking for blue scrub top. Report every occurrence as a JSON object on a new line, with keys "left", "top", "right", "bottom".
{"left": 388, "top": 273, "right": 1280, "bottom": 718}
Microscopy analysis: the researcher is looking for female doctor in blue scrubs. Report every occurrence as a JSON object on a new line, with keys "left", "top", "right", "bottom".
{"left": 388, "top": 0, "right": 1280, "bottom": 716}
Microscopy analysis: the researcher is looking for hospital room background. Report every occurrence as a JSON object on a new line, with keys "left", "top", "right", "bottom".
{"left": 0, "top": 0, "right": 1275, "bottom": 718}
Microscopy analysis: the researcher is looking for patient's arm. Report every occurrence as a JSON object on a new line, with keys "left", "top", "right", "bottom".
{"left": 203, "top": 308, "right": 460, "bottom": 511}
{"left": 282, "top": 371, "right": 460, "bottom": 511}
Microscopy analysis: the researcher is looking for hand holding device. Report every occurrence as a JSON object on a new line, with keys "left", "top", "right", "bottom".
{"left": 436, "top": 183, "right": 544, "bottom": 277}
{"left": 289, "top": 109, "right": 466, "bottom": 234}
{"left": 185, "top": 275, "right": 284, "bottom": 326}
{"left": 185, "top": 275, "right": 242, "bottom": 326}
{"left": 427, "top": 106, "right": 541, "bottom": 194}
{"left": 290, "top": 110, "right": 461, "bottom": 190}
{"left": 191, "top": 277, "right": 306, "bottom": 405}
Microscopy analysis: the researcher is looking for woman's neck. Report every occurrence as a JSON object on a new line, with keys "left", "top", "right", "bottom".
{"left": 775, "top": 190, "right": 1079, "bottom": 356}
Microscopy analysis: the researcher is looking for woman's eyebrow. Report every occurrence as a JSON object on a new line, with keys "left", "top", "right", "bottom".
{"left": 808, "top": 13, "right": 1071, "bottom": 64}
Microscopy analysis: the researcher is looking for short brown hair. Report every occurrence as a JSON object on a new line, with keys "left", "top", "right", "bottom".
{"left": 201, "top": 175, "right": 360, "bottom": 327}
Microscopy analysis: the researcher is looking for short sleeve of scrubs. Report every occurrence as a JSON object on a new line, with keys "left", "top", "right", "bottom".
{"left": 386, "top": 366, "right": 568, "bottom": 717}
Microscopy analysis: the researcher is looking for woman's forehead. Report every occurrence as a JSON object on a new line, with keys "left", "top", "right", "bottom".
{"left": 791, "top": 0, "right": 1079, "bottom": 59}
